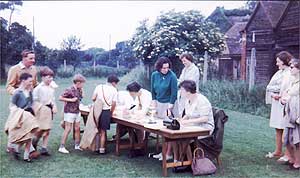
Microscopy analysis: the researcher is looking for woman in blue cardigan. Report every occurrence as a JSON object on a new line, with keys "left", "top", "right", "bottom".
{"left": 151, "top": 56, "right": 178, "bottom": 161}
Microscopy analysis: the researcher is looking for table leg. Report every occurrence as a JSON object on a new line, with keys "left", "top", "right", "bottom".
{"left": 115, "top": 124, "right": 120, "bottom": 156}
{"left": 143, "top": 132, "right": 149, "bottom": 154}
{"left": 162, "top": 137, "right": 168, "bottom": 177}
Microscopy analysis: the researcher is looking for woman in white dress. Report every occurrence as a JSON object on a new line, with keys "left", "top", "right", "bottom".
{"left": 265, "top": 51, "right": 293, "bottom": 162}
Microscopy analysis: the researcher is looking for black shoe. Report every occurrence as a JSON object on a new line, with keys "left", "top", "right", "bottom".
{"left": 23, "top": 158, "right": 32, "bottom": 163}
{"left": 172, "top": 166, "right": 192, "bottom": 173}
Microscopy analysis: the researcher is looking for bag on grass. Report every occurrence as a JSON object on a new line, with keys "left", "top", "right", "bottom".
{"left": 191, "top": 147, "right": 217, "bottom": 176}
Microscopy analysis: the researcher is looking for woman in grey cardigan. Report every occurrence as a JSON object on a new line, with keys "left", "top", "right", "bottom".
{"left": 281, "top": 59, "right": 300, "bottom": 170}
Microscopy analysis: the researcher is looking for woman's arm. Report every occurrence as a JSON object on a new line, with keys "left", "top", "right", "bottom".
{"left": 180, "top": 116, "right": 209, "bottom": 125}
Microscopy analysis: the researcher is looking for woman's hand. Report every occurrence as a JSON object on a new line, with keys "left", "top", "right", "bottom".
{"left": 271, "top": 94, "right": 281, "bottom": 100}
{"left": 52, "top": 106, "right": 58, "bottom": 114}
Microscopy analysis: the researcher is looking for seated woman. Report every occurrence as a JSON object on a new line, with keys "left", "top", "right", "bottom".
{"left": 172, "top": 80, "right": 214, "bottom": 162}
{"left": 5, "top": 73, "right": 39, "bottom": 162}
{"left": 116, "top": 82, "right": 152, "bottom": 144}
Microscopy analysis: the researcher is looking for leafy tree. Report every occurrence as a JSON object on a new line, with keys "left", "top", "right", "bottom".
{"left": 0, "top": 18, "right": 9, "bottom": 80}
{"left": 60, "top": 35, "right": 84, "bottom": 71}
{"left": 0, "top": 0, "right": 23, "bottom": 27}
{"left": 131, "top": 10, "right": 226, "bottom": 75}
{"left": 6, "top": 22, "right": 34, "bottom": 65}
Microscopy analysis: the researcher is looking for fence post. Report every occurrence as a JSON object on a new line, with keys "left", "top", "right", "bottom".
{"left": 203, "top": 51, "right": 208, "bottom": 85}
{"left": 64, "top": 59, "right": 66, "bottom": 72}
{"left": 248, "top": 48, "right": 256, "bottom": 91}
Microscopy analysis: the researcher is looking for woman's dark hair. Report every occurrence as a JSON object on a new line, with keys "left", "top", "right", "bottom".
{"left": 179, "top": 80, "right": 197, "bottom": 94}
{"left": 20, "top": 73, "right": 33, "bottom": 81}
{"left": 107, "top": 75, "right": 120, "bottom": 83}
{"left": 290, "top": 58, "right": 300, "bottom": 70}
{"left": 155, "top": 57, "right": 172, "bottom": 71}
{"left": 126, "top": 82, "right": 142, "bottom": 92}
{"left": 179, "top": 53, "right": 193, "bottom": 62}
{"left": 276, "top": 51, "right": 294, "bottom": 66}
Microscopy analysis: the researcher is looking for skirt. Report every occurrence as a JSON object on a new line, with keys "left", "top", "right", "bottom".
{"left": 156, "top": 101, "right": 179, "bottom": 119}
{"left": 269, "top": 99, "right": 285, "bottom": 129}
{"left": 284, "top": 126, "right": 300, "bottom": 146}
{"left": 99, "top": 110, "right": 111, "bottom": 130}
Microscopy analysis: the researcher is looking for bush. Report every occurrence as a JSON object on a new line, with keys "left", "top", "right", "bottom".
{"left": 56, "top": 65, "right": 129, "bottom": 78}
{"left": 200, "top": 80, "right": 271, "bottom": 118}
{"left": 118, "top": 65, "right": 150, "bottom": 91}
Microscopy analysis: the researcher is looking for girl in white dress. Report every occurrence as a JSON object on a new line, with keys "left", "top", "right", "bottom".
{"left": 265, "top": 51, "right": 293, "bottom": 162}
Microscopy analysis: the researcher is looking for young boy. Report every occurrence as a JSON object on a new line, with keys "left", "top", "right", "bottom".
{"left": 32, "top": 67, "right": 58, "bottom": 155}
{"left": 5, "top": 73, "right": 39, "bottom": 162}
{"left": 58, "top": 74, "right": 86, "bottom": 154}
{"left": 92, "top": 75, "right": 119, "bottom": 154}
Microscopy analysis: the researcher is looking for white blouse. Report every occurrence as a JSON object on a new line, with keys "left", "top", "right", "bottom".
{"left": 179, "top": 63, "right": 200, "bottom": 91}
{"left": 93, "top": 83, "right": 118, "bottom": 110}
{"left": 184, "top": 93, "right": 214, "bottom": 131}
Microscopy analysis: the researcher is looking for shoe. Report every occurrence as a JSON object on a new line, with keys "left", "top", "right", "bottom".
{"left": 277, "top": 156, "right": 289, "bottom": 163}
{"left": 12, "top": 151, "right": 20, "bottom": 160}
{"left": 159, "top": 154, "right": 173, "bottom": 161}
{"left": 153, "top": 152, "right": 162, "bottom": 159}
{"left": 29, "top": 151, "right": 40, "bottom": 159}
{"left": 265, "top": 152, "right": 281, "bottom": 159}
{"left": 23, "top": 158, "right": 32, "bottom": 163}
{"left": 58, "top": 147, "right": 69, "bottom": 154}
{"left": 40, "top": 148, "right": 51, "bottom": 156}
{"left": 74, "top": 145, "right": 82, "bottom": 151}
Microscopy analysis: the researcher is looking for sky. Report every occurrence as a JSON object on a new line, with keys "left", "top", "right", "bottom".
{"left": 0, "top": 1, "right": 246, "bottom": 50}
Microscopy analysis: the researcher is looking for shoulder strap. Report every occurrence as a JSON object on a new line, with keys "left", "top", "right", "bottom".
{"left": 102, "top": 85, "right": 111, "bottom": 107}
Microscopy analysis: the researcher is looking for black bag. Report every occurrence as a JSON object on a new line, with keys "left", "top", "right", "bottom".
{"left": 167, "top": 119, "right": 180, "bottom": 130}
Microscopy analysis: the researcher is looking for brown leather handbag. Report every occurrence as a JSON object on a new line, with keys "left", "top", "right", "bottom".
{"left": 191, "top": 147, "right": 217, "bottom": 176}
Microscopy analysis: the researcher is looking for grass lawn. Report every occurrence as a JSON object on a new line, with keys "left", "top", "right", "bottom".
{"left": 0, "top": 77, "right": 299, "bottom": 177}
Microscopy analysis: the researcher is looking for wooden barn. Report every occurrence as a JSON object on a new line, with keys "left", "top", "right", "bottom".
{"left": 207, "top": 7, "right": 251, "bottom": 80}
{"left": 240, "top": 1, "right": 300, "bottom": 84}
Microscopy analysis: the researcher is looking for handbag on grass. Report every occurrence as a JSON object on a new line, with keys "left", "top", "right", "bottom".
{"left": 191, "top": 147, "right": 217, "bottom": 176}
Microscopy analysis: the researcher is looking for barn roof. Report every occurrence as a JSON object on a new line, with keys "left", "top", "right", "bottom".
{"left": 223, "top": 22, "right": 247, "bottom": 55}
{"left": 243, "top": 1, "right": 289, "bottom": 31}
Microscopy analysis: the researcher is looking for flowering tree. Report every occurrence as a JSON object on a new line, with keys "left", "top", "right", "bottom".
{"left": 131, "top": 10, "right": 226, "bottom": 74}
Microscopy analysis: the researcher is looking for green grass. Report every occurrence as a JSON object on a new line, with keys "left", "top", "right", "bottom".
{"left": 0, "top": 78, "right": 299, "bottom": 177}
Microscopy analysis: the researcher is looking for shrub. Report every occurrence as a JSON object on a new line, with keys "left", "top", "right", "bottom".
{"left": 200, "top": 80, "right": 271, "bottom": 118}
{"left": 56, "top": 65, "right": 129, "bottom": 78}
{"left": 119, "top": 65, "right": 150, "bottom": 91}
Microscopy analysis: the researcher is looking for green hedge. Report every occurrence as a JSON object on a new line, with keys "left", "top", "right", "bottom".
{"left": 199, "top": 80, "right": 271, "bottom": 118}
{"left": 56, "top": 65, "right": 129, "bottom": 78}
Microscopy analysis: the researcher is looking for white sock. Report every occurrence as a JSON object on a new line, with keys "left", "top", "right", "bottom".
{"left": 99, "top": 148, "right": 105, "bottom": 153}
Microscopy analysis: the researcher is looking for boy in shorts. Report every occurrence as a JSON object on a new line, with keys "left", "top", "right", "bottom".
{"left": 58, "top": 74, "right": 86, "bottom": 154}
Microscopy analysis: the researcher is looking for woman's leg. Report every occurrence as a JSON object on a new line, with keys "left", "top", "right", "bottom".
{"left": 274, "top": 129, "right": 283, "bottom": 155}
{"left": 293, "top": 144, "right": 300, "bottom": 168}
{"left": 286, "top": 144, "right": 295, "bottom": 164}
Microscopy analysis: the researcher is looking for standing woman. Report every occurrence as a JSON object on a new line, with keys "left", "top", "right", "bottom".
{"left": 178, "top": 53, "right": 200, "bottom": 116}
{"left": 281, "top": 59, "right": 300, "bottom": 170}
{"left": 151, "top": 57, "right": 178, "bottom": 160}
{"left": 265, "top": 51, "right": 293, "bottom": 162}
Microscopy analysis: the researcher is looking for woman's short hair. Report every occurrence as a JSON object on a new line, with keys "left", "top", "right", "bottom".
{"left": 155, "top": 57, "right": 172, "bottom": 71}
{"left": 107, "top": 75, "right": 120, "bottom": 84}
{"left": 126, "top": 82, "right": 142, "bottom": 92}
{"left": 40, "top": 66, "right": 54, "bottom": 77}
{"left": 20, "top": 73, "right": 33, "bottom": 81}
{"left": 73, "top": 74, "right": 86, "bottom": 84}
{"left": 290, "top": 58, "right": 300, "bottom": 70}
{"left": 179, "top": 80, "right": 197, "bottom": 94}
{"left": 21, "top": 49, "right": 35, "bottom": 58}
{"left": 179, "top": 53, "right": 193, "bottom": 62}
{"left": 276, "top": 51, "right": 294, "bottom": 66}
